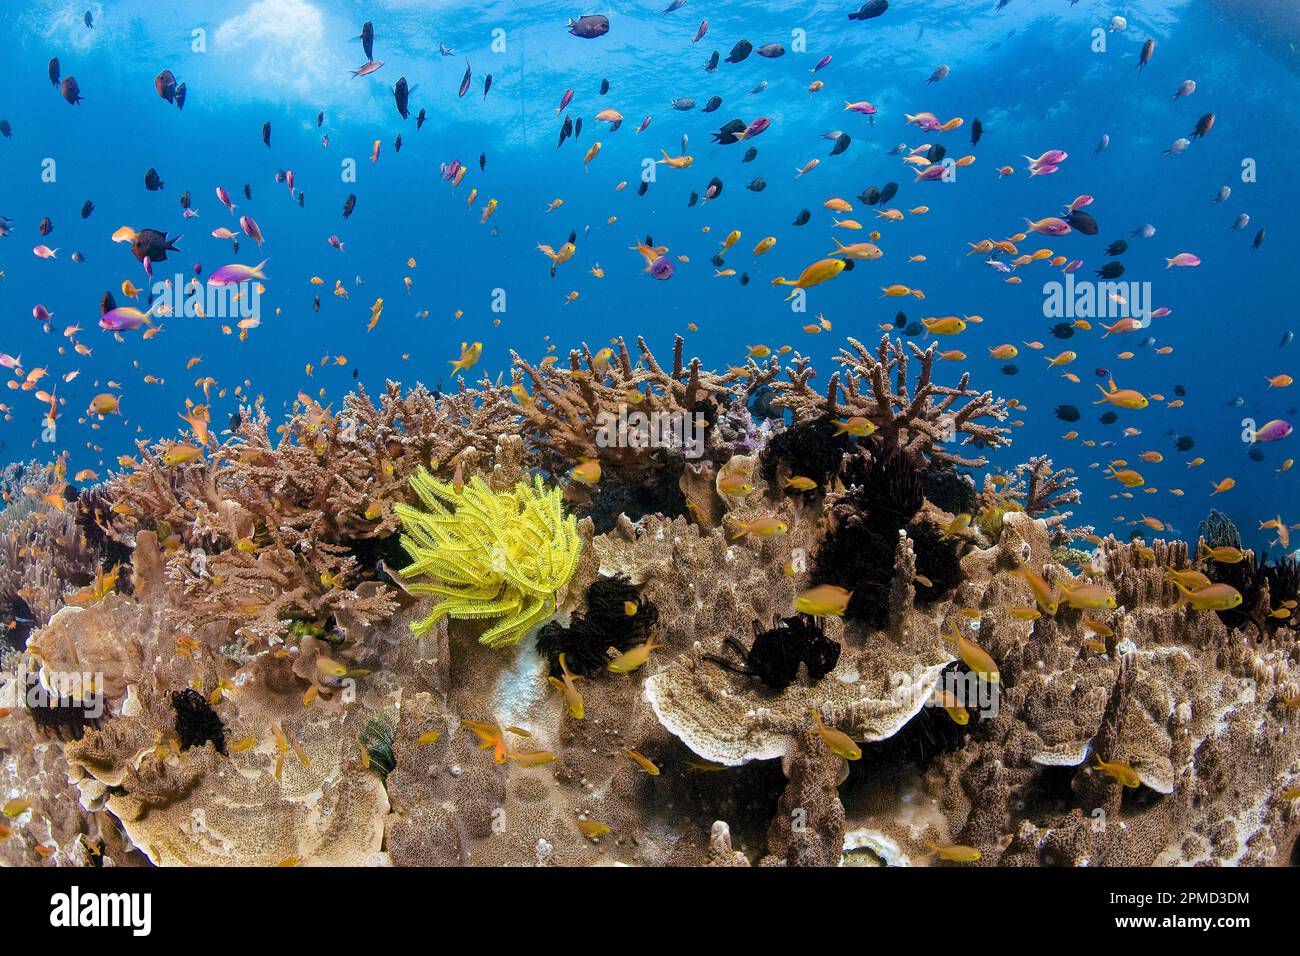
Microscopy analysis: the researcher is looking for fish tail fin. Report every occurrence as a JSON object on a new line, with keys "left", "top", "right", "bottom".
{"left": 252, "top": 258, "right": 269, "bottom": 279}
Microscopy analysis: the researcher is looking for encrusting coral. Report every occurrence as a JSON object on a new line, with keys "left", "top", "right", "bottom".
{"left": 1, "top": 337, "right": 1297, "bottom": 869}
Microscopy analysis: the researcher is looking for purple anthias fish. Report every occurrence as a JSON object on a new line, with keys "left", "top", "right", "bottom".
{"left": 735, "top": 117, "right": 771, "bottom": 141}
{"left": 812, "top": 54, "right": 832, "bottom": 72}
{"left": 352, "top": 60, "right": 384, "bottom": 78}
{"left": 100, "top": 302, "right": 158, "bottom": 332}
{"left": 914, "top": 164, "right": 948, "bottom": 182}
{"left": 1026, "top": 149, "right": 1068, "bottom": 167}
{"left": 1025, "top": 217, "right": 1073, "bottom": 237}
{"left": 1256, "top": 420, "right": 1293, "bottom": 443}
{"left": 568, "top": 14, "right": 610, "bottom": 39}
{"left": 555, "top": 88, "right": 574, "bottom": 114}
{"left": 459, "top": 62, "right": 471, "bottom": 98}
{"left": 208, "top": 259, "right": 269, "bottom": 287}
{"left": 216, "top": 186, "right": 237, "bottom": 213}
{"left": 440, "top": 160, "right": 461, "bottom": 181}
{"left": 692, "top": 19, "right": 708, "bottom": 43}
{"left": 239, "top": 215, "right": 263, "bottom": 246}
{"left": 1028, "top": 163, "right": 1060, "bottom": 177}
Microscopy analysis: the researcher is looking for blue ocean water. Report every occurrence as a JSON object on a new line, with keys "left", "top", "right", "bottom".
{"left": 0, "top": 0, "right": 1294, "bottom": 551}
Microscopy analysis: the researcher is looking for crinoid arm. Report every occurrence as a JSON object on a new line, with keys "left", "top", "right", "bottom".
{"left": 395, "top": 469, "right": 580, "bottom": 647}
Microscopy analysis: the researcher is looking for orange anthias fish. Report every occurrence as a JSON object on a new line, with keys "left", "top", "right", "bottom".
{"left": 463, "top": 719, "right": 510, "bottom": 764}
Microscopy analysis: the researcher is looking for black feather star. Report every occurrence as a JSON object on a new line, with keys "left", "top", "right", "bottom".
{"left": 703, "top": 615, "right": 840, "bottom": 689}
{"left": 536, "top": 574, "right": 659, "bottom": 677}
{"left": 171, "top": 688, "right": 227, "bottom": 755}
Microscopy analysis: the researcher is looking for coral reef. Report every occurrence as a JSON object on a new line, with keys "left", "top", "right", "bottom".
{"left": 2, "top": 345, "right": 1297, "bottom": 869}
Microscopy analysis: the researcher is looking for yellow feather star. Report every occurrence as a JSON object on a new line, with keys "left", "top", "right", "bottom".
{"left": 394, "top": 469, "right": 580, "bottom": 647}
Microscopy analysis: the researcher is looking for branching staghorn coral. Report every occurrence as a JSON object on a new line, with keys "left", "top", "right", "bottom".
{"left": 104, "top": 380, "right": 521, "bottom": 544}
{"left": 335, "top": 379, "right": 524, "bottom": 532}
{"left": 767, "top": 336, "right": 1012, "bottom": 468}
{"left": 510, "top": 336, "right": 772, "bottom": 478}
{"left": 1003, "top": 455, "right": 1091, "bottom": 545}
{"left": 95, "top": 381, "right": 524, "bottom": 642}
{"left": 1015, "top": 455, "right": 1081, "bottom": 518}
{"left": 395, "top": 470, "right": 579, "bottom": 647}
